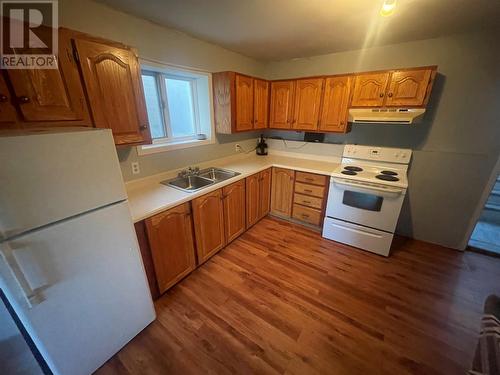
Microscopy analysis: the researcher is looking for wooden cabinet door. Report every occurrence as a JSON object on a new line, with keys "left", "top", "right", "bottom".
{"left": 259, "top": 168, "right": 272, "bottom": 219}
{"left": 192, "top": 189, "right": 226, "bottom": 264}
{"left": 235, "top": 74, "right": 254, "bottom": 131}
{"left": 246, "top": 173, "right": 261, "bottom": 228}
{"left": 5, "top": 29, "right": 89, "bottom": 123}
{"left": 223, "top": 180, "right": 246, "bottom": 244}
{"left": 319, "top": 76, "right": 351, "bottom": 132}
{"left": 292, "top": 78, "right": 323, "bottom": 131}
{"left": 0, "top": 74, "right": 17, "bottom": 124}
{"left": 145, "top": 203, "right": 196, "bottom": 294}
{"left": 351, "top": 72, "right": 390, "bottom": 107}
{"left": 271, "top": 167, "right": 295, "bottom": 217}
{"left": 74, "top": 38, "right": 152, "bottom": 145}
{"left": 385, "top": 69, "right": 432, "bottom": 106}
{"left": 253, "top": 79, "right": 269, "bottom": 129}
{"left": 269, "top": 80, "right": 295, "bottom": 129}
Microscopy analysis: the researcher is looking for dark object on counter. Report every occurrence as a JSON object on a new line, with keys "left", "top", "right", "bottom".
{"left": 256, "top": 134, "right": 268, "bottom": 156}
{"left": 304, "top": 132, "right": 325, "bottom": 143}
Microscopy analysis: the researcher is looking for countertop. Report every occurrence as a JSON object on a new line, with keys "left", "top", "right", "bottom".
{"left": 125, "top": 152, "right": 340, "bottom": 223}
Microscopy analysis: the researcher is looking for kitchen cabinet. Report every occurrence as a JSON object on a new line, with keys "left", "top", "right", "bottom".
{"left": 292, "top": 78, "right": 323, "bottom": 131}
{"left": 259, "top": 168, "right": 272, "bottom": 219}
{"left": 145, "top": 203, "right": 196, "bottom": 294}
{"left": 291, "top": 171, "right": 328, "bottom": 227}
{"left": 235, "top": 74, "right": 254, "bottom": 131}
{"left": 192, "top": 189, "right": 226, "bottom": 264}
{"left": 213, "top": 72, "right": 269, "bottom": 133}
{"left": 0, "top": 74, "right": 17, "bottom": 124}
{"left": 319, "top": 76, "right": 351, "bottom": 133}
{"left": 269, "top": 80, "right": 295, "bottom": 129}
{"left": 0, "top": 28, "right": 91, "bottom": 128}
{"left": 134, "top": 221, "right": 160, "bottom": 299}
{"left": 73, "top": 36, "right": 152, "bottom": 146}
{"left": 247, "top": 168, "right": 272, "bottom": 227}
{"left": 222, "top": 180, "right": 246, "bottom": 244}
{"left": 254, "top": 79, "right": 269, "bottom": 129}
{"left": 384, "top": 68, "right": 434, "bottom": 106}
{"left": 351, "top": 72, "right": 390, "bottom": 107}
{"left": 271, "top": 167, "right": 295, "bottom": 217}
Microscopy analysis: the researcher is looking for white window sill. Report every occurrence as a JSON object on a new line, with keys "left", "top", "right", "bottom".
{"left": 137, "top": 138, "right": 215, "bottom": 156}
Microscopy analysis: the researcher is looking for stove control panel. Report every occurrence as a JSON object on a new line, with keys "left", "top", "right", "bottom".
{"left": 343, "top": 145, "right": 412, "bottom": 164}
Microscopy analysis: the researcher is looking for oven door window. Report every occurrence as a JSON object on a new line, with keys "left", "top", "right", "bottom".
{"left": 342, "top": 190, "right": 383, "bottom": 212}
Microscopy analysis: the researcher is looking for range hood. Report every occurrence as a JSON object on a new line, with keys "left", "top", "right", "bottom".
{"left": 348, "top": 108, "right": 425, "bottom": 124}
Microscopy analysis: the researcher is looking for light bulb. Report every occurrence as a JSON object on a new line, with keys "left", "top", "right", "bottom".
{"left": 380, "top": 0, "right": 397, "bottom": 16}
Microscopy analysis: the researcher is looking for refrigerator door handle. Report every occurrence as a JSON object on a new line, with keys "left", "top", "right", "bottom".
{"left": 0, "top": 243, "right": 44, "bottom": 308}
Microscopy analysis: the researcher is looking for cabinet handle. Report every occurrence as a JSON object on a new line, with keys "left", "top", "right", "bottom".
{"left": 289, "top": 176, "right": 294, "bottom": 181}
{"left": 303, "top": 200, "right": 311, "bottom": 204}
{"left": 379, "top": 93, "right": 384, "bottom": 98}
{"left": 304, "top": 189, "right": 313, "bottom": 193}
{"left": 17, "top": 96, "right": 30, "bottom": 104}
{"left": 388, "top": 93, "right": 393, "bottom": 97}
{"left": 0, "top": 94, "right": 8, "bottom": 102}
{"left": 139, "top": 125, "right": 148, "bottom": 131}
{"left": 305, "top": 178, "right": 313, "bottom": 181}
{"left": 301, "top": 214, "right": 310, "bottom": 218}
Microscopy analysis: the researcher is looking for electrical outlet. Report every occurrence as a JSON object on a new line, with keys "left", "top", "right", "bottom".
{"left": 235, "top": 144, "right": 242, "bottom": 152}
{"left": 131, "top": 161, "right": 140, "bottom": 175}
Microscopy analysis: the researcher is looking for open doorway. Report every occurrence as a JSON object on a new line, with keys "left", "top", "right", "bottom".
{"left": 468, "top": 174, "right": 500, "bottom": 255}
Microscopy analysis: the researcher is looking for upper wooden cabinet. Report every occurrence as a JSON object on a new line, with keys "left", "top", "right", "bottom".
{"left": 319, "top": 76, "right": 351, "bottom": 133}
{"left": 235, "top": 74, "right": 254, "bottom": 131}
{"left": 0, "top": 74, "right": 17, "bottom": 124}
{"left": 222, "top": 180, "right": 246, "bottom": 244}
{"left": 351, "top": 72, "right": 390, "bottom": 107}
{"left": 253, "top": 79, "right": 269, "bottom": 130}
{"left": 192, "top": 189, "right": 226, "bottom": 264}
{"left": 213, "top": 72, "right": 269, "bottom": 133}
{"left": 73, "top": 37, "right": 151, "bottom": 146}
{"left": 292, "top": 78, "right": 323, "bottom": 131}
{"left": 271, "top": 167, "right": 295, "bottom": 218}
{"left": 269, "top": 80, "right": 295, "bottom": 129}
{"left": 145, "top": 203, "right": 196, "bottom": 294}
{"left": 384, "top": 68, "right": 433, "bottom": 106}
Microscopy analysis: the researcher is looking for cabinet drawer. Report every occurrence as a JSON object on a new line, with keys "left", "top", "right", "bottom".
{"left": 295, "top": 172, "right": 326, "bottom": 186}
{"left": 294, "top": 182, "right": 325, "bottom": 198}
{"left": 292, "top": 204, "right": 322, "bottom": 226}
{"left": 293, "top": 193, "right": 323, "bottom": 209}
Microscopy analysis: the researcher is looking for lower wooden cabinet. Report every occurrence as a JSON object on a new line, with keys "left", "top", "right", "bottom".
{"left": 145, "top": 203, "right": 196, "bottom": 294}
{"left": 259, "top": 168, "right": 272, "bottom": 219}
{"left": 222, "top": 181, "right": 246, "bottom": 244}
{"left": 291, "top": 171, "right": 328, "bottom": 228}
{"left": 271, "top": 167, "right": 295, "bottom": 217}
{"left": 246, "top": 168, "right": 272, "bottom": 228}
{"left": 192, "top": 189, "right": 226, "bottom": 264}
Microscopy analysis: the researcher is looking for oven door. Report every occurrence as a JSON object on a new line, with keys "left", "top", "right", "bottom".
{"left": 325, "top": 177, "right": 406, "bottom": 232}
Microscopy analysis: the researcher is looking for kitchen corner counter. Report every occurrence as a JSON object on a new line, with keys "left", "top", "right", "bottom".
{"left": 125, "top": 152, "right": 340, "bottom": 223}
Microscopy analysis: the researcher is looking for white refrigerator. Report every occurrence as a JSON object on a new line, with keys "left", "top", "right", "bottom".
{"left": 0, "top": 129, "right": 156, "bottom": 375}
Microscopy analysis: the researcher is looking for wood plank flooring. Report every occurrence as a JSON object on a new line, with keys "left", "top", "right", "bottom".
{"left": 96, "top": 217, "right": 500, "bottom": 375}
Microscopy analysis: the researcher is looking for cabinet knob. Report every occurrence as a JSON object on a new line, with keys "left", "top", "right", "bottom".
{"left": 139, "top": 125, "right": 148, "bottom": 131}
{"left": 17, "top": 96, "right": 30, "bottom": 104}
{"left": 388, "top": 93, "right": 393, "bottom": 97}
{"left": 379, "top": 93, "right": 384, "bottom": 98}
{"left": 0, "top": 94, "right": 8, "bottom": 103}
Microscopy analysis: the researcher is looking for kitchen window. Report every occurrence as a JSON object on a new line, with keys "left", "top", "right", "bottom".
{"left": 138, "top": 62, "right": 214, "bottom": 155}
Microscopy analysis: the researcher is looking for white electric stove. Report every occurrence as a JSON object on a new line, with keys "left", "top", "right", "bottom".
{"left": 322, "top": 144, "right": 412, "bottom": 256}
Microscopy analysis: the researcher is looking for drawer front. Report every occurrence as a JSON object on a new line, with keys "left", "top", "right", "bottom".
{"left": 295, "top": 171, "right": 327, "bottom": 186}
{"left": 292, "top": 204, "right": 322, "bottom": 226}
{"left": 295, "top": 182, "right": 325, "bottom": 198}
{"left": 293, "top": 193, "right": 323, "bottom": 209}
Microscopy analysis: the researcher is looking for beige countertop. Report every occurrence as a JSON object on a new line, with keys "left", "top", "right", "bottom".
{"left": 125, "top": 152, "right": 340, "bottom": 223}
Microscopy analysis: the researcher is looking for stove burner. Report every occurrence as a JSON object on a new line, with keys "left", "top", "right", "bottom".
{"left": 376, "top": 174, "right": 399, "bottom": 181}
{"left": 341, "top": 170, "right": 357, "bottom": 176}
{"left": 344, "top": 166, "right": 363, "bottom": 172}
{"left": 380, "top": 170, "right": 398, "bottom": 176}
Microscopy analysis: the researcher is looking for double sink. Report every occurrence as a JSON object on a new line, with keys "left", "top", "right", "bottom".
{"left": 161, "top": 167, "right": 240, "bottom": 193}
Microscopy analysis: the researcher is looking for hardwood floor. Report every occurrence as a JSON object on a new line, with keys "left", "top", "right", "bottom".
{"left": 96, "top": 217, "right": 500, "bottom": 375}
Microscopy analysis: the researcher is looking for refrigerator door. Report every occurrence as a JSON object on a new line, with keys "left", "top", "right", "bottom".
{"left": 0, "top": 129, "right": 127, "bottom": 241}
{"left": 0, "top": 201, "right": 155, "bottom": 375}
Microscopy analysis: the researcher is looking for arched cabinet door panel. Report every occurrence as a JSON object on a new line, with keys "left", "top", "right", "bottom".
{"left": 385, "top": 69, "right": 433, "bottom": 106}
{"left": 351, "top": 72, "right": 390, "bottom": 107}
{"left": 292, "top": 78, "right": 323, "bottom": 131}
{"left": 269, "top": 80, "right": 295, "bottom": 129}
{"left": 319, "top": 76, "right": 351, "bottom": 133}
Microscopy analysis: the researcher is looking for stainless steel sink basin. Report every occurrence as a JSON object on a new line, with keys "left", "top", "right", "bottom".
{"left": 198, "top": 168, "right": 240, "bottom": 182}
{"left": 161, "top": 167, "right": 240, "bottom": 193}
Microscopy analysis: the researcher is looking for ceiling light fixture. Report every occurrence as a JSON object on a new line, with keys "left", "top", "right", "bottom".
{"left": 380, "top": 0, "right": 397, "bottom": 17}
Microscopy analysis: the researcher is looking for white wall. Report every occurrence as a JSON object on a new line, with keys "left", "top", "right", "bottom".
{"left": 264, "top": 30, "right": 500, "bottom": 250}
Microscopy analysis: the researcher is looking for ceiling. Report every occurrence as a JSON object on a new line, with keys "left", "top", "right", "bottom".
{"left": 96, "top": 0, "right": 500, "bottom": 61}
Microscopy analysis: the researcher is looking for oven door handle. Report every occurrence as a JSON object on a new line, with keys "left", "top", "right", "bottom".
{"left": 332, "top": 178, "right": 404, "bottom": 195}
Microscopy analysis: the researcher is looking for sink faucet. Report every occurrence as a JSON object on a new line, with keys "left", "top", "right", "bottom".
{"left": 178, "top": 166, "right": 200, "bottom": 178}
